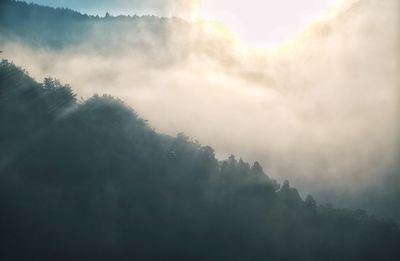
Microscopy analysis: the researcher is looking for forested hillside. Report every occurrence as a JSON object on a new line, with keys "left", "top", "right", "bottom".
{"left": 0, "top": 0, "right": 172, "bottom": 47}
{"left": 0, "top": 0, "right": 202, "bottom": 61}
{"left": 0, "top": 60, "right": 399, "bottom": 260}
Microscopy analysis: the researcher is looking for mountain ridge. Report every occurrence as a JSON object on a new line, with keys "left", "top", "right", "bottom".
{"left": 0, "top": 59, "right": 399, "bottom": 260}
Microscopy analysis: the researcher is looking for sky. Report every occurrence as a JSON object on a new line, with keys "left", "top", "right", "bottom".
{"left": 28, "top": 0, "right": 339, "bottom": 46}
{"left": 202, "top": 0, "right": 339, "bottom": 46}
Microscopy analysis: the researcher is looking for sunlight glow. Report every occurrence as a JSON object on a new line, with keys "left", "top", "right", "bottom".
{"left": 201, "top": 0, "right": 340, "bottom": 47}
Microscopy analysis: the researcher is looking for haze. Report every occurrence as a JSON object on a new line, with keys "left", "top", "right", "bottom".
{"left": 202, "top": 0, "right": 341, "bottom": 46}
{"left": 29, "top": 0, "right": 341, "bottom": 46}
{"left": 1, "top": 0, "right": 399, "bottom": 219}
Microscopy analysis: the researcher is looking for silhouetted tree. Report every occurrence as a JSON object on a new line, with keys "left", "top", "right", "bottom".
{"left": 304, "top": 195, "right": 317, "bottom": 210}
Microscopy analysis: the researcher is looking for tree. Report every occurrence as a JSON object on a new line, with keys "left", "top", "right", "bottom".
{"left": 282, "top": 180, "right": 290, "bottom": 191}
{"left": 251, "top": 161, "right": 263, "bottom": 175}
{"left": 304, "top": 195, "right": 317, "bottom": 210}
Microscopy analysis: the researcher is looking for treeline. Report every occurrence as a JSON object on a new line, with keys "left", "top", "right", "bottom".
{"left": 0, "top": 0, "right": 188, "bottom": 50}
{"left": 0, "top": 60, "right": 399, "bottom": 260}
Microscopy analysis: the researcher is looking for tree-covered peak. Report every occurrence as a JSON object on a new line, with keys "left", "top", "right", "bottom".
{"left": 1, "top": 60, "right": 399, "bottom": 260}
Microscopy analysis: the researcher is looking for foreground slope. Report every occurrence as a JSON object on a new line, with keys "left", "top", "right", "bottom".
{"left": 0, "top": 60, "right": 399, "bottom": 260}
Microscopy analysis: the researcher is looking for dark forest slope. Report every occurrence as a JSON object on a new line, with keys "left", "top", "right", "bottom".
{"left": 0, "top": 0, "right": 190, "bottom": 52}
{"left": 0, "top": 60, "right": 399, "bottom": 260}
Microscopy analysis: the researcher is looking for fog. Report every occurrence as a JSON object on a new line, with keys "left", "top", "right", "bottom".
{"left": 1, "top": 0, "right": 399, "bottom": 217}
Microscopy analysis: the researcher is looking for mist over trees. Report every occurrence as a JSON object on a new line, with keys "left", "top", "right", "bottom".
{"left": 0, "top": 0, "right": 191, "bottom": 54}
{"left": 1, "top": 0, "right": 398, "bottom": 223}
{"left": 1, "top": 60, "right": 399, "bottom": 260}
{"left": 0, "top": 0, "right": 399, "bottom": 259}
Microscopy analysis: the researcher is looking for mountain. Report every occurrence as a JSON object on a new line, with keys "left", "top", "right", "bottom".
{"left": 1, "top": 60, "right": 399, "bottom": 260}
{"left": 0, "top": 0, "right": 232, "bottom": 63}
{"left": 0, "top": 0, "right": 174, "bottom": 48}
